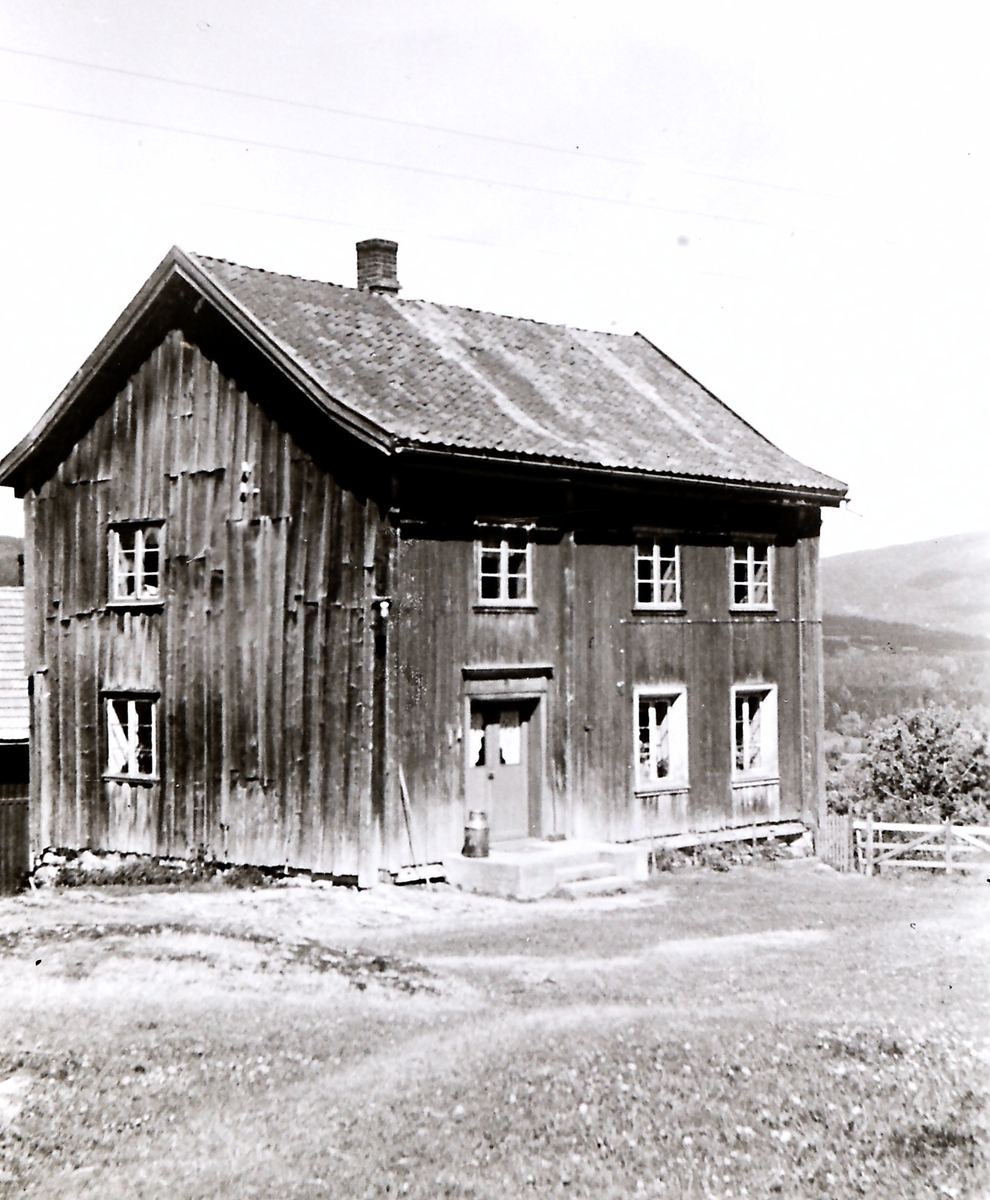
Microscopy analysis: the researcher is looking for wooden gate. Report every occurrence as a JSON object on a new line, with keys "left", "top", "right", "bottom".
{"left": 0, "top": 789, "right": 29, "bottom": 895}
{"left": 854, "top": 818, "right": 990, "bottom": 874}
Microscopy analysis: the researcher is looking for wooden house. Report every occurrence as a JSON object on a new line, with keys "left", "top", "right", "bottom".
{"left": 0, "top": 240, "right": 846, "bottom": 887}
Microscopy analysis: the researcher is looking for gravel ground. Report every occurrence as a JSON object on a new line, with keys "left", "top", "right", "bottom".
{"left": 0, "top": 862, "right": 986, "bottom": 1198}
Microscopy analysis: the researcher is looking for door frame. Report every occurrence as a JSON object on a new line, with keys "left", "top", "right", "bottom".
{"left": 462, "top": 666, "right": 552, "bottom": 840}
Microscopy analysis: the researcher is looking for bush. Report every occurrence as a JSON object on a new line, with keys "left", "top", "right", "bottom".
{"left": 851, "top": 704, "right": 990, "bottom": 824}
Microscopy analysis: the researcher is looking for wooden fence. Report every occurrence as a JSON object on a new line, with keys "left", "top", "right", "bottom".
{"left": 0, "top": 790, "right": 28, "bottom": 895}
{"left": 819, "top": 813, "right": 990, "bottom": 875}
{"left": 819, "top": 812, "right": 854, "bottom": 872}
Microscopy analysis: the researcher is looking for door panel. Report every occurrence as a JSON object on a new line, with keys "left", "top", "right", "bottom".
{"left": 465, "top": 700, "right": 536, "bottom": 841}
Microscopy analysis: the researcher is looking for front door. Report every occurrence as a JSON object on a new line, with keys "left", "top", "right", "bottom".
{"left": 466, "top": 700, "right": 536, "bottom": 842}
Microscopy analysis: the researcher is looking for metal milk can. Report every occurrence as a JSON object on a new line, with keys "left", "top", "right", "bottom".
{"left": 462, "top": 810, "right": 490, "bottom": 858}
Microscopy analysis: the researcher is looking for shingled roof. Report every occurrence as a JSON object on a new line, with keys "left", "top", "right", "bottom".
{"left": 193, "top": 255, "right": 843, "bottom": 497}
{"left": 0, "top": 246, "right": 845, "bottom": 502}
{"left": 0, "top": 589, "right": 28, "bottom": 742}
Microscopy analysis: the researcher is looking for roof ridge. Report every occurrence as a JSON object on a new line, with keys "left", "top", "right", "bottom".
{"left": 192, "top": 252, "right": 633, "bottom": 341}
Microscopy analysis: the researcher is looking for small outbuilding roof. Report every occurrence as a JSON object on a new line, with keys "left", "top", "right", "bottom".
{"left": 0, "top": 246, "right": 846, "bottom": 502}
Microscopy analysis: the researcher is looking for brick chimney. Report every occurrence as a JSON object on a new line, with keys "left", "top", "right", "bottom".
{"left": 356, "top": 239, "right": 400, "bottom": 294}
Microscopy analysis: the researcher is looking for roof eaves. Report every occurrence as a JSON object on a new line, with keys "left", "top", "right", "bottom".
{"left": 0, "top": 247, "right": 397, "bottom": 492}
{"left": 394, "top": 440, "right": 848, "bottom": 505}
{"left": 632, "top": 331, "right": 847, "bottom": 496}
{"left": 0, "top": 245, "right": 185, "bottom": 490}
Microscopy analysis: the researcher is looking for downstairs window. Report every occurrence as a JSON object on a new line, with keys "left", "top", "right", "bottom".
{"left": 635, "top": 688, "right": 689, "bottom": 791}
{"left": 732, "top": 687, "right": 778, "bottom": 779}
{"left": 105, "top": 695, "right": 158, "bottom": 780}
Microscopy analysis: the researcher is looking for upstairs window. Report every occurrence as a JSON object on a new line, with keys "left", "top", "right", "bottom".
{"left": 635, "top": 539, "right": 681, "bottom": 608}
{"left": 477, "top": 528, "right": 531, "bottom": 606}
{"left": 731, "top": 542, "right": 773, "bottom": 608}
{"left": 105, "top": 695, "right": 158, "bottom": 780}
{"left": 634, "top": 687, "right": 689, "bottom": 791}
{"left": 110, "top": 523, "right": 163, "bottom": 602}
{"left": 732, "top": 686, "right": 778, "bottom": 779}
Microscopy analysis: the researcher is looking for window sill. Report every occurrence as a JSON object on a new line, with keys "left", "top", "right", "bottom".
{"left": 103, "top": 774, "right": 159, "bottom": 787}
{"left": 731, "top": 775, "right": 780, "bottom": 787}
{"left": 106, "top": 600, "right": 164, "bottom": 613}
{"left": 635, "top": 783, "right": 690, "bottom": 796}
{"left": 632, "top": 606, "right": 686, "bottom": 616}
{"left": 729, "top": 606, "right": 776, "bottom": 615}
{"left": 473, "top": 604, "right": 539, "bottom": 614}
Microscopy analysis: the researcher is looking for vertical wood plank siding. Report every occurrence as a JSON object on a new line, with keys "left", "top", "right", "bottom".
{"left": 26, "top": 327, "right": 825, "bottom": 872}
{"left": 0, "top": 797, "right": 29, "bottom": 894}
{"left": 398, "top": 532, "right": 821, "bottom": 851}
{"left": 26, "top": 331, "right": 382, "bottom": 874}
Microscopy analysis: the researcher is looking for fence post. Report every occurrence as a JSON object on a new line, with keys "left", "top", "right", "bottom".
{"left": 944, "top": 818, "right": 952, "bottom": 873}
{"left": 865, "top": 814, "right": 874, "bottom": 876}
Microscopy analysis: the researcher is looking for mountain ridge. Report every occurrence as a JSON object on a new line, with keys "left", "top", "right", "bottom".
{"left": 821, "top": 531, "right": 990, "bottom": 637}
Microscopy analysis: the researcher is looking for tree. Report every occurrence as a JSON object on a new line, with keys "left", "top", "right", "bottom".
{"left": 855, "top": 704, "right": 990, "bottom": 823}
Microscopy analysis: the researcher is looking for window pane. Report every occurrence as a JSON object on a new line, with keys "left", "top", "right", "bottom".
{"left": 141, "top": 548, "right": 160, "bottom": 597}
{"left": 734, "top": 692, "right": 768, "bottom": 774}
{"left": 115, "top": 529, "right": 137, "bottom": 598}
{"left": 135, "top": 701, "right": 155, "bottom": 775}
{"left": 638, "top": 704, "right": 652, "bottom": 768}
{"left": 638, "top": 697, "right": 673, "bottom": 784}
{"left": 108, "top": 700, "right": 130, "bottom": 773}
{"left": 636, "top": 549, "right": 654, "bottom": 604}
{"left": 498, "top": 709, "right": 521, "bottom": 765}
{"left": 734, "top": 695, "right": 746, "bottom": 771}
{"left": 506, "top": 549, "right": 528, "bottom": 600}
{"left": 659, "top": 555, "right": 678, "bottom": 604}
{"left": 747, "top": 699, "right": 762, "bottom": 771}
{"left": 470, "top": 709, "right": 486, "bottom": 767}
{"left": 652, "top": 702, "right": 670, "bottom": 778}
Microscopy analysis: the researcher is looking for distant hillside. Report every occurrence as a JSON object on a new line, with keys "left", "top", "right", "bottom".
{"left": 822, "top": 613, "right": 989, "bottom": 656}
{"left": 821, "top": 532, "right": 990, "bottom": 637}
{"left": 0, "top": 537, "right": 22, "bottom": 588}
{"left": 821, "top": 613, "right": 989, "bottom": 730}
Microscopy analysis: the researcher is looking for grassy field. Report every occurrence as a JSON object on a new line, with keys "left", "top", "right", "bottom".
{"left": 0, "top": 864, "right": 986, "bottom": 1198}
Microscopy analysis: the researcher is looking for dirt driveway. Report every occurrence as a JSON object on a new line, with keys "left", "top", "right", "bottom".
{"left": 0, "top": 863, "right": 986, "bottom": 1199}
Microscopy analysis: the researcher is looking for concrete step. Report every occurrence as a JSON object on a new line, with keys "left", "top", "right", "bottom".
{"left": 555, "top": 874, "right": 630, "bottom": 900}
{"left": 554, "top": 861, "right": 615, "bottom": 885}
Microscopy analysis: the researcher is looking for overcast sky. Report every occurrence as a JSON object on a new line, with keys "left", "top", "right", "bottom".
{"left": 0, "top": 2, "right": 986, "bottom": 557}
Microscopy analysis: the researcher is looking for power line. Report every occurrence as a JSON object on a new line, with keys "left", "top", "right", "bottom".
{"left": 0, "top": 97, "right": 797, "bottom": 233}
{"left": 0, "top": 44, "right": 642, "bottom": 167}
{"left": 195, "top": 199, "right": 598, "bottom": 261}
{"left": 0, "top": 45, "right": 833, "bottom": 199}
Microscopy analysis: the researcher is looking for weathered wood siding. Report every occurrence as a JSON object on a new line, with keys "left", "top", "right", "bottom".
{"left": 396, "top": 526, "right": 824, "bottom": 852}
{"left": 23, "top": 326, "right": 825, "bottom": 874}
{"left": 24, "top": 330, "right": 382, "bottom": 875}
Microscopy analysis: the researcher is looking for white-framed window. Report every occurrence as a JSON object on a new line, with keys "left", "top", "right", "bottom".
{"left": 731, "top": 542, "right": 773, "bottom": 608}
{"left": 110, "top": 523, "right": 163, "bottom": 602}
{"left": 635, "top": 539, "right": 681, "bottom": 608}
{"left": 476, "top": 528, "right": 532, "bottom": 605}
{"left": 105, "top": 695, "right": 158, "bottom": 780}
{"left": 634, "top": 686, "right": 689, "bottom": 791}
{"left": 732, "top": 685, "right": 778, "bottom": 779}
